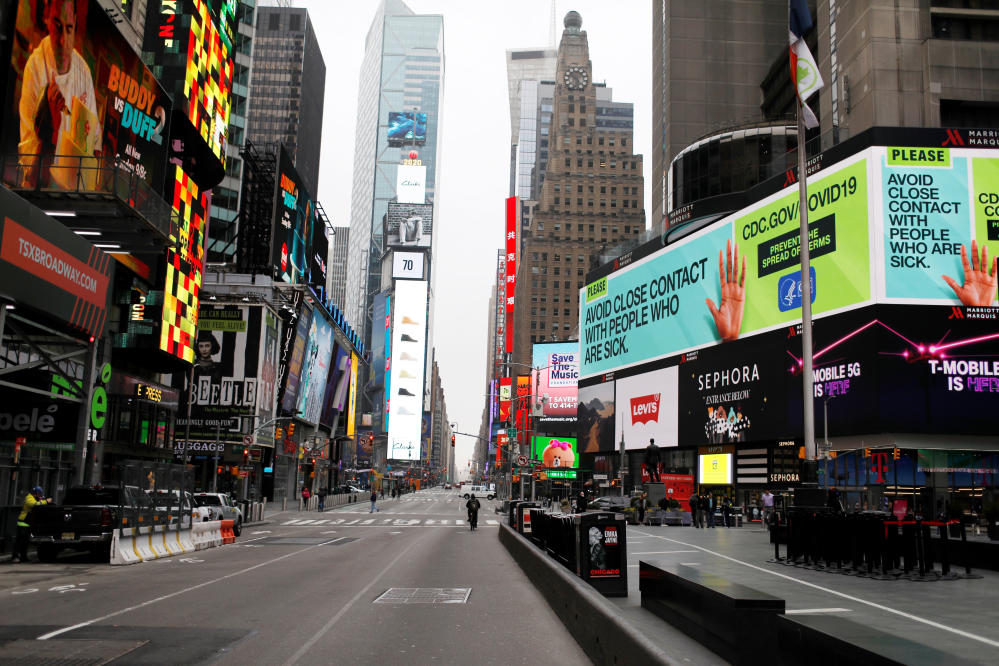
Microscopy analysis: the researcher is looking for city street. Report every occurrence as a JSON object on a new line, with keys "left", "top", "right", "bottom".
{"left": 0, "top": 489, "right": 588, "bottom": 665}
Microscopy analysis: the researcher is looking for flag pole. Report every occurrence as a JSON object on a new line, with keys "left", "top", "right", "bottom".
{"left": 796, "top": 103, "right": 818, "bottom": 485}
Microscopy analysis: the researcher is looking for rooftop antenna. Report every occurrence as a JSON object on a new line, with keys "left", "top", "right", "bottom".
{"left": 549, "top": 0, "right": 556, "bottom": 47}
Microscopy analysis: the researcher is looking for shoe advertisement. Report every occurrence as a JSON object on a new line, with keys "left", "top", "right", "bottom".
{"left": 387, "top": 280, "right": 428, "bottom": 460}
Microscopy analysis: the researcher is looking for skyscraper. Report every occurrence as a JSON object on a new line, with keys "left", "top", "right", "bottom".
{"left": 247, "top": 5, "right": 326, "bottom": 197}
{"left": 506, "top": 48, "right": 557, "bottom": 198}
{"left": 344, "top": 0, "right": 444, "bottom": 375}
{"left": 511, "top": 11, "right": 645, "bottom": 369}
{"left": 326, "top": 225, "right": 350, "bottom": 309}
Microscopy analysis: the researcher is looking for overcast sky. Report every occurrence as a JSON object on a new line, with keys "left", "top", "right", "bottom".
{"left": 291, "top": 1, "right": 652, "bottom": 476}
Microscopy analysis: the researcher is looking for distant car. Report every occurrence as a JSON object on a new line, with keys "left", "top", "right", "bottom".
{"left": 348, "top": 485, "right": 365, "bottom": 494}
{"left": 193, "top": 493, "right": 244, "bottom": 536}
{"left": 443, "top": 483, "right": 451, "bottom": 490}
{"left": 462, "top": 485, "right": 496, "bottom": 501}
{"left": 587, "top": 495, "right": 631, "bottom": 512}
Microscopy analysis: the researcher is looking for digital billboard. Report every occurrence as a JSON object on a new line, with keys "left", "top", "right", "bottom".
{"left": 392, "top": 251, "right": 424, "bottom": 279}
{"left": 581, "top": 146, "right": 999, "bottom": 380}
{"left": 346, "top": 352, "right": 358, "bottom": 437}
{"left": 577, "top": 380, "right": 615, "bottom": 454}
{"left": 698, "top": 453, "right": 733, "bottom": 485}
{"left": 0, "top": 188, "right": 114, "bottom": 337}
{"left": 144, "top": 0, "right": 235, "bottom": 164}
{"left": 614, "top": 367, "right": 678, "bottom": 450}
{"left": 295, "top": 312, "right": 334, "bottom": 424}
{"left": 174, "top": 305, "right": 262, "bottom": 444}
{"left": 387, "top": 279, "right": 428, "bottom": 460}
{"left": 272, "top": 146, "right": 314, "bottom": 284}
{"left": 369, "top": 292, "right": 388, "bottom": 432}
{"left": 396, "top": 164, "right": 426, "bottom": 204}
{"left": 532, "top": 435, "right": 578, "bottom": 469}
{"left": 531, "top": 342, "right": 579, "bottom": 431}
{"left": 387, "top": 111, "right": 427, "bottom": 146}
{"left": 385, "top": 202, "right": 432, "bottom": 249}
{"left": 320, "top": 345, "right": 347, "bottom": 428}
{"left": 309, "top": 216, "right": 329, "bottom": 287}
{"left": 3, "top": 0, "right": 171, "bottom": 193}
{"left": 280, "top": 305, "right": 313, "bottom": 414}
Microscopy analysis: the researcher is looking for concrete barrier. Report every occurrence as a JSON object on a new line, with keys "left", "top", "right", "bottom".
{"left": 177, "top": 527, "right": 195, "bottom": 553}
{"left": 110, "top": 528, "right": 142, "bottom": 565}
{"left": 498, "top": 524, "right": 674, "bottom": 665}
{"left": 149, "top": 526, "right": 170, "bottom": 558}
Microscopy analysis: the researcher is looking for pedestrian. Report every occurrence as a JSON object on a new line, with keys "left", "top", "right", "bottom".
{"left": 369, "top": 490, "right": 380, "bottom": 513}
{"left": 722, "top": 495, "right": 732, "bottom": 527}
{"left": 14, "top": 486, "right": 50, "bottom": 563}
{"left": 762, "top": 490, "right": 774, "bottom": 530}
{"left": 697, "top": 492, "right": 709, "bottom": 529}
{"left": 706, "top": 493, "right": 716, "bottom": 528}
{"left": 688, "top": 492, "right": 700, "bottom": 528}
{"left": 301, "top": 485, "right": 310, "bottom": 510}
{"left": 317, "top": 487, "right": 326, "bottom": 512}
{"left": 466, "top": 493, "right": 480, "bottom": 530}
{"left": 636, "top": 493, "right": 647, "bottom": 525}
{"left": 576, "top": 491, "right": 587, "bottom": 513}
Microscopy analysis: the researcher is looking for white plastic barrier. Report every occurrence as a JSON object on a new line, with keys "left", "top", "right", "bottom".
{"left": 111, "top": 523, "right": 199, "bottom": 565}
{"left": 177, "top": 527, "right": 196, "bottom": 553}
{"left": 149, "top": 526, "right": 170, "bottom": 558}
{"left": 192, "top": 520, "right": 223, "bottom": 550}
{"left": 110, "top": 528, "right": 142, "bottom": 566}
{"left": 134, "top": 526, "right": 156, "bottom": 561}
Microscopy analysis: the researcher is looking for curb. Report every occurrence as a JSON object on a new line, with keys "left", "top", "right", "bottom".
{"left": 498, "top": 524, "right": 676, "bottom": 666}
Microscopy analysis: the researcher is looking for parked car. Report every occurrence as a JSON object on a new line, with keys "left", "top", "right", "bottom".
{"left": 29, "top": 485, "right": 147, "bottom": 561}
{"left": 192, "top": 493, "right": 244, "bottom": 536}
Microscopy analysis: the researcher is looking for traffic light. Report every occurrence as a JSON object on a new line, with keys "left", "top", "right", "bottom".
{"left": 451, "top": 434, "right": 455, "bottom": 447}
{"left": 242, "top": 448, "right": 249, "bottom": 465}
{"left": 287, "top": 423, "right": 296, "bottom": 437}
{"left": 892, "top": 448, "right": 901, "bottom": 460}
{"left": 863, "top": 448, "right": 871, "bottom": 458}
{"left": 275, "top": 427, "right": 284, "bottom": 440}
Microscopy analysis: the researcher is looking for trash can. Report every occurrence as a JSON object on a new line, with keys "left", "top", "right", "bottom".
{"left": 509, "top": 501, "right": 527, "bottom": 529}
{"left": 529, "top": 508, "right": 547, "bottom": 546}
{"left": 575, "top": 511, "right": 628, "bottom": 597}
{"left": 517, "top": 502, "right": 541, "bottom": 535}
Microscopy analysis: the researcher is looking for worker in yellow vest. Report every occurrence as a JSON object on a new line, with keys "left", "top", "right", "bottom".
{"left": 13, "top": 486, "right": 49, "bottom": 563}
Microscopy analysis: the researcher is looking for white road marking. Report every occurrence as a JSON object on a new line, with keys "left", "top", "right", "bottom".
{"left": 282, "top": 532, "right": 432, "bottom": 666}
{"left": 320, "top": 531, "right": 338, "bottom": 535}
{"left": 633, "top": 550, "right": 698, "bottom": 555}
{"left": 37, "top": 536, "right": 360, "bottom": 641}
{"left": 786, "top": 608, "right": 852, "bottom": 615}
{"left": 631, "top": 529, "right": 999, "bottom": 650}
{"left": 251, "top": 530, "right": 272, "bottom": 535}
{"left": 389, "top": 531, "right": 402, "bottom": 534}
{"left": 360, "top": 519, "right": 375, "bottom": 525}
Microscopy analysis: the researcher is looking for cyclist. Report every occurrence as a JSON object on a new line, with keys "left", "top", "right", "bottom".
{"left": 466, "top": 493, "right": 481, "bottom": 531}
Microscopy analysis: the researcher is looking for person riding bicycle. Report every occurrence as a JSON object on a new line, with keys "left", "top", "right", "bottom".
{"left": 466, "top": 494, "right": 481, "bottom": 531}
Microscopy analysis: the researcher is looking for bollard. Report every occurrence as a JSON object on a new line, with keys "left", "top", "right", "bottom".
{"left": 958, "top": 520, "right": 983, "bottom": 579}
{"left": 938, "top": 522, "right": 951, "bottom": 577}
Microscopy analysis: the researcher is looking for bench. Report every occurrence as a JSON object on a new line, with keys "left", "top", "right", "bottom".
{"left": 639, "top": 562, "right": 784, "bottom": 666}
{"left": 776, "top": 614, "right": 979, "bottom": 666}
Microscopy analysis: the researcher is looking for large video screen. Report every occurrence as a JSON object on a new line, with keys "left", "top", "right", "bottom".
{"left": 531, "top": 342, "right": 579, "bottom": 431}
{"left": 387, "top": 111, "right": 427, "bottom": 146}
{"left": 2, "top": 0, "right": 171, "bottom": 193}
{"left": 144, "top": 0, "right": 234, "bottom": 163}
{"left": 580, "top": 146, "right": 999, "bottom": 380}
{"left": 295, "top": 312, "right": 335, "bottom": 425}
{"left": 272, "top": 146, "right": 314, "bottom": 284}
{"left": 614, "top": 366, "right": 678, "bottom": 450}
{"left": 577, "top": 380, "right": 615, "bottom": 454}
{"left": 387, "top": 280, "right": 428, "bottom": 460}
{"left": 385, "top": 202, "right": 433, "bottom": 249}
{"left": 532, "top": 435, "right": 578, "bottom": 469}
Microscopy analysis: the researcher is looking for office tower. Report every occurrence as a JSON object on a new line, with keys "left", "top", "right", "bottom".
{"left": 511, "top": 11, "right": 645, "bottom": 368}
{"left": 207, "top": 0, "right": 257, "bottom": 263}
{"left": 327, "top": 225, "right": 350, "bottom": 309}
{"left": 507, "top": 48, "right": 557, "bottom": 198}
{"left": 247, "top": 5, "right": 326, "bottom": 197}
{"left": 653, "top": 0, "right": 999, "bottom": 233}
{"left": 344, "top": 0, "right": 444, "bottom": 371}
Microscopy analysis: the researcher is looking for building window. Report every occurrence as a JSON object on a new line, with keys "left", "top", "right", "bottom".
{"left": 554, "top": 197, "right": 560, "bottom": 204}
{"left": 553, "top": 281, "right": 559, "bottom": 289}
{"left": 577, "top": 184, "right": 583, "bottom": 193}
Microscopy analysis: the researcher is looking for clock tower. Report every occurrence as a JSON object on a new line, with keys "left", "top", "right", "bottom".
{"left": 511, "top": 11, "right": 645, "bottom": 368}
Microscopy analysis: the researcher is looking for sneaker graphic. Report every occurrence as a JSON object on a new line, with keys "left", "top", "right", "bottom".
{"left": 400, "top": 333, "right": 419, "bottom": 343}
{"left": 400, "top": 351, "right": 418, "bottom": 361}
{"left": 398, "top": 387, "right": 416, "bottom": 397}
{"left": 399, "top": 369, "right": 418, "bottom": 379}
{"left": 397, "top": 405, "right": 415, "bottom": 415}
{"left": 402, "top": 315, "right": 421, "bottom": 326}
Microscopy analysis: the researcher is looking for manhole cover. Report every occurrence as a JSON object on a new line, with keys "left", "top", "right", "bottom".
{"left": 374, "top": 587, "right": 471, "bottom": 604}
{"left": 0, "top": 638, "right": 147, "bottom": 664}
{"left": 263, "top": 537, "right": 359, "bottom": 546}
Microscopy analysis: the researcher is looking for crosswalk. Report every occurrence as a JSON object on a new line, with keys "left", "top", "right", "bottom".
{"left": 280, "top": 517, "right": 500, "bottom": 527}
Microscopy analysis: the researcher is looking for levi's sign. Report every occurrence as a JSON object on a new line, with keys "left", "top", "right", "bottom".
{"left": 631, "top": 394, "right": 660, "bottom": 425}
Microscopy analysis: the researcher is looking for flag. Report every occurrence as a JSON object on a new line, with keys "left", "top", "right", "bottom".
{"left": 789, "top": 0, "right": 823, "bottom": 129}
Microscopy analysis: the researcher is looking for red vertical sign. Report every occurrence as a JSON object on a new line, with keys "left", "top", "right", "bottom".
{"left": 505, "top": 197, "right": 518, "bottom": 354}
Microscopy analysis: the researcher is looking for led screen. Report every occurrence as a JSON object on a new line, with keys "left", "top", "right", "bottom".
{"left": 387, "top": 280, "right": 428, "bottom": 460}
{"left": 395, "top": 164, "right": 426, "bottom": 204}
{"left": 532, "top": 435, "right": 578, "bottom": 469}
{"left": 581, "top": 146, "right": 999, "bottom": 380}
{"left": 531, "top": 342, "right": 579, "bottom": 431}
{"left": 272, "top": 146, "right": 314, "bottom": 284}
{"left": 279, "top": 306, "right": 313, "bottom": 414}
{"left": 385, "top": 202, "right": 433, "bottom": 249}
{"left": 698, "top": 453, "right": 733, "bottom": 485}
{"left": 387, "top": 111, "right": 427, "bottom": 146}
{"left": 614, "top": 367, "right": 678, "bottom": 450}
{"left": 295, "top": 312, "right": 334, "bottom": 424}
{"left": 576, "top": 380, "right": 615, "bottom": 454}
{"left": 2, "top": 0, "right": 171, "bottom": 193}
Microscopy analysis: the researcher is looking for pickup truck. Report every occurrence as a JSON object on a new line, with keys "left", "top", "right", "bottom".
{"left": 192, "top": 493, "right": 243, "bottom": 535}
{"left": 29, "top": 485, "right": 147, "bottom": 561}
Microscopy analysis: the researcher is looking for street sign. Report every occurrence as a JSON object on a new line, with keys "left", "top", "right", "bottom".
{"left": 516, "top": 454, "right": 528, "bottom": 466}
{"left": 243, "top": 435, "right": 253, "bottom": 446}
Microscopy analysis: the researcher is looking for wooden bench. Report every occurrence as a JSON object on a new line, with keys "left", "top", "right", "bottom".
{"left": 776, "top": 615, "right": 979, "bottom": 666}
{"left": 639, "top": 562, "right": 784, "bottom": 666}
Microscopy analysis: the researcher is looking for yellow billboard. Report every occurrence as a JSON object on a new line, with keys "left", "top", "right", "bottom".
{"left": 347, "top": 353, "right": 358, "bottom": 436}
{"left": 698, "top": 453, "right": 733, "bottom": 485}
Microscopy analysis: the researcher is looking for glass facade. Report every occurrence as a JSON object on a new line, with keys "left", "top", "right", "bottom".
{"left": 345, "top": 2, "right": 444, "bottom": 354}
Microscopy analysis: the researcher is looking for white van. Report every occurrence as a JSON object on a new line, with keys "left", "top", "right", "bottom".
{"left": 462, "top": 485, "right": 496, "bottom": 500}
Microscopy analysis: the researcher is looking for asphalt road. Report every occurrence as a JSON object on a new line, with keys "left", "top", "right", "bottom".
{"left": 0, "top": 489, "right": 589, "bottom": 665}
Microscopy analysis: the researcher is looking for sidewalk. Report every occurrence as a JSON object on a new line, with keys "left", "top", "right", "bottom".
{"left": 614, "top": 522, "right": 999, "bottom": 664}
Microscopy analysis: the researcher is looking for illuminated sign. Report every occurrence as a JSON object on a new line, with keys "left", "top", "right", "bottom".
{"left": 392, "top": 252, "right": 425, "bottom": 279}
{"left": 272, "top": 146, "right": 314, "bottom": 284}
{"left": 505, "top": 197, "right": 517, "bottom": 354}
{"left": 385, "top": 202, "right": 433, "bottom": 249}
{"left": 136, "top": 383, "right": 163, "bottom": 402}
{"left": 532, "top": 436, "right": 578, "bottom": 469}
{"left": 396, "top": 164, "right": 427, "bottom": 204}
{"left": 614, "top": 367, "right": 678, "bottom": 450}
{"left": 387, "top": 280, "right": 428, "bottom": 460}
{"left": 387, "top": 111, "right": 427, "bottom": 146}
{"left": 698, "top": 453, "right": 733, "bottom": 485}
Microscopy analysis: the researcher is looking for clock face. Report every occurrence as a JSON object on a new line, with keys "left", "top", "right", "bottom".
{"left": 563, "top": 66, "right": 588, "bottom": 91}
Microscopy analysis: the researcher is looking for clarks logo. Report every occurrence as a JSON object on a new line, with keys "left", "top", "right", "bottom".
{"left": 630, "top": 394, "right": 660, "bottom": 425}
